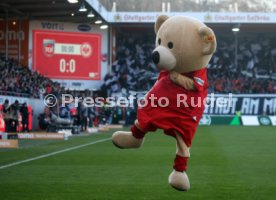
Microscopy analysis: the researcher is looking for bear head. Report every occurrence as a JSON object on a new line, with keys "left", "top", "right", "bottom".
{"left": 152, "top": 15, "right": 217, "bottom": 73}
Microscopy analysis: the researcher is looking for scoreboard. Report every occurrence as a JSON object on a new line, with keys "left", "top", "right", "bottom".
{"left": 32, "top": 30, "right": 101, "bottom": 80}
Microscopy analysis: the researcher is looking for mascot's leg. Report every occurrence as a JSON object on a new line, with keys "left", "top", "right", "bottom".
{"left": 112, "top": 120, "right": 146, "bottom": 149}
{"left": 168, "top": 132, "right": 191, "bottom": 191}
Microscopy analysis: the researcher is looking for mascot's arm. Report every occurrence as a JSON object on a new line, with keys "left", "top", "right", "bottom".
{"left": 170, "top": 71, "right": 195, "bottom": 90}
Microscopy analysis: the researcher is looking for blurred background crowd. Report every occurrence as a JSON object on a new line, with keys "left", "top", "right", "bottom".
{"left": 102, "top": 32, "right": 276, "bottom": 96}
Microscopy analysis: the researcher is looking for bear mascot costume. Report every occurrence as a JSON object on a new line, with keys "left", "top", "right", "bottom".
{"left": 112, "top": 15, "right": 217, "bottom": 191}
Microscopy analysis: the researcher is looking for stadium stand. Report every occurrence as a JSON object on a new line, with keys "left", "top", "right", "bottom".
{"left": 1, "top": 31, "right": 275, "bottom": 129}
{"left": 102, "top": 32, "right": 276, "bottom": 95}
{"left": 208, "top": 34, "right": 276, "bottom": 93}
{"left": 101, "top": 32, "right": 158, "bottom": 96}
{"left": 0, "top": 57, "right": 63, "bottom": 98}
{"left": 100, "top": 0, "right": 276, "bottom": 12}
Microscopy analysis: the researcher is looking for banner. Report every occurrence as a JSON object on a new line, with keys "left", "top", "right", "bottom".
{"left": 32, "top": 30, "right": 101, "bottom": 80}
{"left": 0, "top": 140, "right": 18, "bottom": 148}
{"left": 87, "top": 0, "right": 276, "bottom": 24}
{"left": 107, "top": 12, "right": 276, "bottom": 24}
{"left": 204, "top": 94, "right": 276, "bottom": 116}
{"left": 0, "top": 95, "right": 29, "bottom": 105}
{"left": 199, "top": 115, "right": 241, "bottom": 126}
{"left": 241, "top": 116, "right": 260, "bottom": 126}
{"left": 0, "top": 20, "right": 29, "bottom": 66}
{"left": 18, "top": 133, "right": 64, "bottom": 140}
{"left": 199, "top": 115, "right": 276, "bottom": 126}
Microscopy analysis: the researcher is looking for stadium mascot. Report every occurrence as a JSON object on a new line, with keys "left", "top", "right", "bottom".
{"left": 112, "top": 15, "right": 217, "bottom": 191}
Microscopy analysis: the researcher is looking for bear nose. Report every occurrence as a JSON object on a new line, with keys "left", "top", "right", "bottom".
{"left": 152, "top": 51, "right": 160, "bottom": 64}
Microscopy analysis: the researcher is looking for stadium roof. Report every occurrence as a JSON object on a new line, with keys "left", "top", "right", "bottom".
{"left": 0, "top": 0, "right": 104, "bottom": 23}
{"left": 0, "top": 0, "right": 275, "bottom": 24}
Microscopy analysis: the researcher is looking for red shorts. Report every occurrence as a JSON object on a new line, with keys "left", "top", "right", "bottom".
{"left": 137, "top": 106, "right": 198, "bottom": 147}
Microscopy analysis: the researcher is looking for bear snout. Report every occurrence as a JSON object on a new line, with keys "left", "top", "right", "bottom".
{"left": 152, "top": 51, "right": 160, "bottom": 64}
{"left": 152, "top": 46, "right": 176, "bottom": 71}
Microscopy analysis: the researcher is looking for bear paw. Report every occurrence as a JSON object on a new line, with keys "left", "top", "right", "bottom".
{"left": 112, "top": 131, "right": 144, "bottom": 149}
{"left": 168, "top": 170, "right": 190, "bottom": 191}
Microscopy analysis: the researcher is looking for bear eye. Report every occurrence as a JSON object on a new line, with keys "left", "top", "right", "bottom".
{"left": 158, "top": 38, "right": 161, "bottom": 45}
{"left": 168, "top": 42, "right": 174, "bottom": 49}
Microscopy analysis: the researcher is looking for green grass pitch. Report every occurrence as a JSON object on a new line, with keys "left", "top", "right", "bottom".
{"left": 0, "top": 126, "right": 276, "bottom": 200}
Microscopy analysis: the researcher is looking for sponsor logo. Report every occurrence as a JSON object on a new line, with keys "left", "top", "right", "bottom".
{"left": 77, "top": 24, "right": 91, "bottom": 32}
{"left": 114, "top": 14, "right": 122, "bottom": 22}
{"left": 17, "top": 133, "right": 34, "bottom": 139}
{"left": 204, "top": 13, "right": 213, "bottom": 22}
{"left": 41, "top": 22, "right": 64, "bottom": 30}
{"left": 259, "top": 116, "right": 271, "bottom": 125}
{"left": 0, "top": 140, "right": 18, "bottom": 148}
{"left": 269, "top": 116, "right": 276, "bottom": 126}
{"left": 18, "top": 133, "right": 64, "bottom": 140}
{"left": 199, "top": 115, "right": 211, "bottom": 125}
{"left": 194, "top": 77, "right": 204, "bottom": 86}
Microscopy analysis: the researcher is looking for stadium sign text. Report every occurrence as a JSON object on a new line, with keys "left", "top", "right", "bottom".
{"left": 0, "top": 31, "right": 25, "bottom": 41}
{"left": 204, "top": 94, "right": 276, "bottom": 116}
{"left": 207, "top": 13, "right": 271, "bottom": 23}
{"left": 108, "top": 12, "right": 276, "bottom": 24}
{"left": 18, "top": 133, "right": 65, "bottom": 140}
{"left": 40, "top": 22, "right": 64, "bottom": 30}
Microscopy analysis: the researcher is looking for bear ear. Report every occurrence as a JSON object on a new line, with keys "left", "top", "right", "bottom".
{"left": 198, "top": 26, "right": 217, "bottom": 55}
{"left": 154, "top": 15, "right": 169, "bottom": 34}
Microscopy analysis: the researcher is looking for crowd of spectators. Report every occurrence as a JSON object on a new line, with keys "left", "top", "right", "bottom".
{"left": 38, "top": 99, "right": 136, "bottom": 133}
{"left": 101, "top": 32, "right": 158, "bottom": 96}
{"left": 0, "top": 57, "right": 136, "bottom": 131}
{"left": 208, "top": 34, "right": 276, "bottom": 93}
{"left": 102, "top": 32, "right": 276, "bottom": 95}
{"left": 0, "top": 99, "right": 30, "bottom": 133}
{"left": 2, "top": 33, "right": 275, "bottom": 99}
{"left": 0, "top": 57, "right": 63, "bottom": 99}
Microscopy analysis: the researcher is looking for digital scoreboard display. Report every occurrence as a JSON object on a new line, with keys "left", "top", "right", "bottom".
{"left": 33, "top": 30, "right": 101, "bottom": 80}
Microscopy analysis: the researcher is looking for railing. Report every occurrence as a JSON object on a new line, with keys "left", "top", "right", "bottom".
{"left": 0, "top": 90, "right": 31, "bottom": 98}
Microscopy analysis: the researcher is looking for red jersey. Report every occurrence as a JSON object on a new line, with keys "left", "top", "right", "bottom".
{"left": 137, "top": 67, "right": 208, "bottom": 147}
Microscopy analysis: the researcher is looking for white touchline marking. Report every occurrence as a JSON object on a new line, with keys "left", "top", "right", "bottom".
{"left": 0, "top": 138, "right": 111, "bottom": 170}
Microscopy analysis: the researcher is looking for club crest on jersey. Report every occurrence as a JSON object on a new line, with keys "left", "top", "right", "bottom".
{"left": 194, "top": 77, "right": 204, "bottom": 86}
